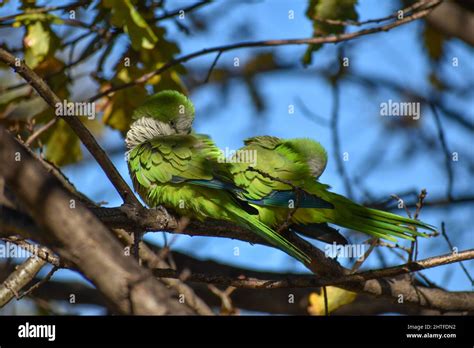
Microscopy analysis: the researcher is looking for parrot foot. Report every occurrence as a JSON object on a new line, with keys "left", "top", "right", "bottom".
{"left": 120, "top": 203, "right": 171, "bottom": 230}
{"left": 149, "top": 205, "right": 171, "bottom": 228}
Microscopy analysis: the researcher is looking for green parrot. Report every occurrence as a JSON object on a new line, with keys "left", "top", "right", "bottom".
{"left": 230, "top": 136, "right": 436, "bottom": 243}
{"left": 125, "top": 91, "right": 311, "bottom": 265}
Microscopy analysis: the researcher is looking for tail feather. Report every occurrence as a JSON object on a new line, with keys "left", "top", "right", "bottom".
{"left": 343, "top": 218, "right": 414, "bottom": 242}
{"left": 229, "top": 208, "right": 311, "bottom": 265}
{"left": 323, "top": 191, "right": 437, "bottom": 241}
{"left": 359, "top": 206, "right": 436, "bottom": 231}
{"left": 353, "top": 210, "right": 428, "bottom": 238}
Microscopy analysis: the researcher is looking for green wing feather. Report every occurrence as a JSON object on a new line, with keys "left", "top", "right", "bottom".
{"left": 127, "top": 134, "right": 311, "bottom": 264}
{"left": 232, "top": 136, "right": 436, "bottom": 242}
{"left": 231, "top": 136, "right": 313, "bottom": 199}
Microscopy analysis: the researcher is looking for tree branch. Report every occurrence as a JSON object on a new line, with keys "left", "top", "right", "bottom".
{"left": 113, "top": 229, "right": 214, "bottom": 315}
{"left": 87, "top": 0, "right": 441, "bottom": 102}
{"left": 155, "top": 0, "right": 212, "bottom": 21}
{"left": 0, "top": 256, "right": 46, "bottom": 307}
{"left": 0, "top": 127, "right": 194, "bottom": 314}
{"left": 0, "top": 48, "right": 140, "bottom": 206}
{"left": 426, "top": 0, "right": 474, "bottom": 46}
{"left": 7, "top": 190, "right": 474, "bottom": 313}
{"left": 151, "top": 249, "right": 474, "bottom": 289}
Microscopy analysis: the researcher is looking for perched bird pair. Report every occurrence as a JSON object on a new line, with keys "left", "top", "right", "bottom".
{"left": 125, "top": 90, "right": 435, "bottom": 268}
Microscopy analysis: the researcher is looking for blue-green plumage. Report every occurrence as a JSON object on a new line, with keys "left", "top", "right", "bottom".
{"left": 126, "top": 91, "right": 312, "bottom": 265}
{"left": 230, "top": 136, "right": 437, "bottom": 243}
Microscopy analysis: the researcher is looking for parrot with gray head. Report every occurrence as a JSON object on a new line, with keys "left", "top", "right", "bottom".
{"left": 125, "top": 91, "right": 312, "bottom": 266}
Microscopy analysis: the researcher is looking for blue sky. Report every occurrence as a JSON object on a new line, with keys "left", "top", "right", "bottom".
{"left": 1, "top": 0, "right": 473, "bottom": 314}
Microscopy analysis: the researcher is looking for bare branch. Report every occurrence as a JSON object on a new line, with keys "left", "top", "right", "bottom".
{"left": 441, "top": 222, "right": 474, "bottom": 286}
{"left": 155, "top": 0, "right": 212, "bottom": 21}
{"left": 0, "top": 127, "right": 195, "bottom": 314}
{"left": 150, "top": 249, "right": 474, "bottom": 289}
{"left": 204, "top": 51, "right": 222, "bottom": 83}
{"left": 25, "top": 118, "right": 58, "bottom": 147}
{"left": 87, "top": 0, "right": 441, "bottom": 102}
{"left": 311, "top": 0, "right": 433, "bottom": 27}
{"left": 0, "top": 256, "right": 46, "bottom": 307}
{"left": 0, "top": 48, "right": 140, "bottom": 206}
{"left": 114, "top": 229, "right": 214, "bottom": 315}
{"left": 330, "top": 71, "right": 353, "bottom": 198}
{"left": 426, "top": 0, "right": 474, "bottom": 46}
{"left": 18, "top": 265, "right": 58, "bottom": 300}
{"left": 431, "top": 104, "right": 454, "bottom": 200}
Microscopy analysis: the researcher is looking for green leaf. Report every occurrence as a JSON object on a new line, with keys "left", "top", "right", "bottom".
{"left": 304, "top": 0, "right": 358, "bottom": 65}
{"left": 103, "top": 0, "right": 158, "bottom": 50}
{"left": 101, "top": 45, "right": 186, "bottom": 132}
{"left": 152, "top": 70, "right": 187, "bottom": 94}
{"left": 102, "top": 68, "right": 148, "bottom": 131}
{"left": 308, "top": 286, "right": 357, "bottom": 315}
{"left": 24, "top": 21, "right": 49, "bottom": 68}
{"left": 103, "top": 87, "right": 147, "bottom": 132}
{"left": 23, "top": 21, "right": 59, "bottom": 69}
{"left": 140, "top": 26, "right": 182, "bottom": 68}
{"left": 43, "top": 118, "right": 82, "bottom": 166}
{"left": 13, "top": 13, "right": 64, "bottom": 26}
{"left": 126, "top": 0, "right": 157, "bottom": 49}
{"left": 33, "top": 57, "right": 70, "bottom": 98}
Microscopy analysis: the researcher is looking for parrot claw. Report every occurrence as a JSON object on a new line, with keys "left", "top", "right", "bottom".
{"left": 120, "top": 203, "right": 171, "bottom": 230}
{"left": 150, "top": 205, "right": 171, "bottom": 226}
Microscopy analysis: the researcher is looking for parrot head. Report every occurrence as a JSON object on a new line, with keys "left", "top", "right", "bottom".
{"left": 126, "top": 90, "right": 195, "bottom": 149}
{"left": 287, "top": 138, "right": 328, "bottom": 179}
{"left": 132, "top": 90, "right": 195, "bottom": 133}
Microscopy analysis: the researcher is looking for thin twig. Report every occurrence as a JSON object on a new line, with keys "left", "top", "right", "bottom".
{"left": 414, "top": 189, "right": 427, "bottom": 221}
{"left": 322, "top": 286, "right": 329, "bottom": 316}
{"left": 330, "top": 75, "right": 353, "bottom": 198}
{"left": 441, "top": 222, "right": 474, "bottom": 286}
{"left": 25, "top": 118, "right": 58, "bottom": 147}
{"left": 377, "top": 240, "right": 411, "bottom": 254}
{"left": 351, "top": 238, "right": 378, "bottom": 273}
{"left": 0, "top": 237, "right": 63, "bottom": 268}
{"left": 155, "top": 0, "right": 212, "bottom": 21}
{"left": 19, "top": 266, "right": 59, "bottom": 300}
{"left": 431, "top": 104, "right": 454, "bottom": 200}
{"left": 311, "top": 0, "right": 433, "bottom": 27}
{"left": 0, "top": 256, "right": 46, "bottom": 307}
{"left": 87, "top": 0, "right": 441, "bottom": 103}
{"left": 295, "top": 97, "right": 330, "bottom": 127}
{"left": 277, "top": 190, "right": 301, "bottom": 235}
{"left": 409, "top": 189, "right": 427, "bottom": 262}
{"left": 0, "top": 47, "right": 141, "bottom": 206}
{"left": 204, "top": 51, "right": 222, "bottom": 83}
{"left": 152, "top": 248, "right": 474, "bottom": 289}
{"left": 208, "top": 284, "right": 237, "bottom": 315}
{"left": 390, "top": 194, "right": 412, "bottom": 218}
